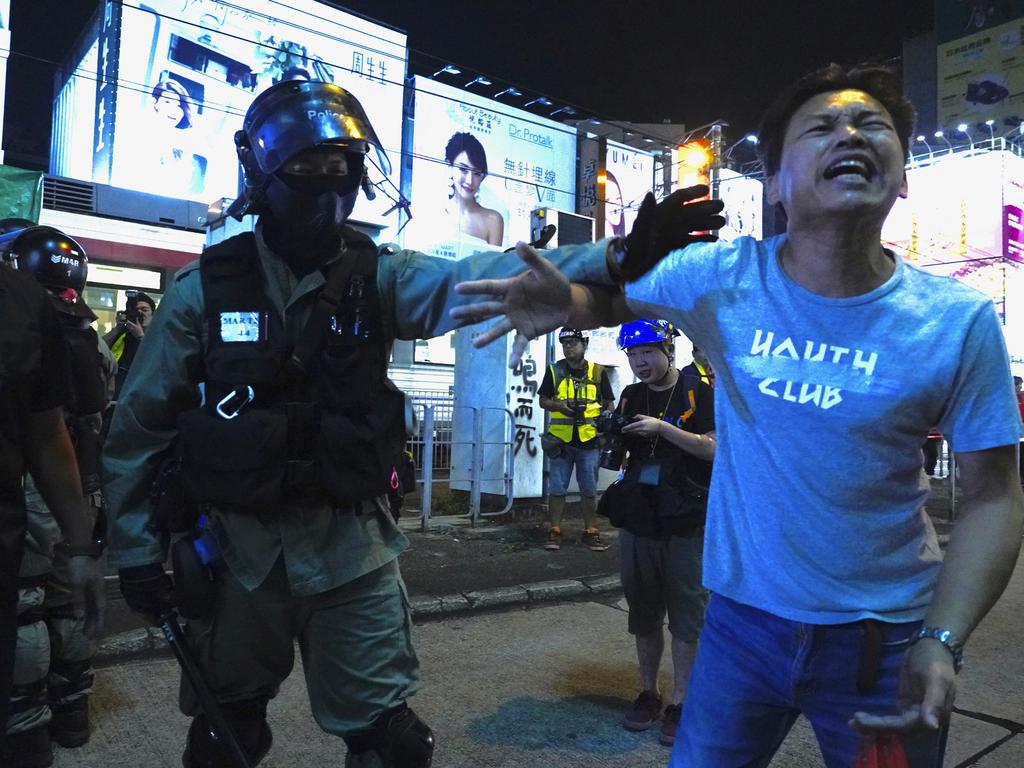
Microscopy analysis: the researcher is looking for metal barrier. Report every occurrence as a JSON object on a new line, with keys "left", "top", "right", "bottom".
{"left": 404, "top": 395, "right": 515, "bottom": 529}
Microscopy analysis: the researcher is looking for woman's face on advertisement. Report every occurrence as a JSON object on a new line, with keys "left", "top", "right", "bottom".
{"left": 450, "top": 151, "right": 485, "bottom": 200}
{"left": 154, "top": 91, "right": 185, "bottom": 125}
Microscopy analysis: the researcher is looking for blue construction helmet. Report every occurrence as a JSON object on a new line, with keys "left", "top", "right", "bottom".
{"left": 617, "top": 319, "right": 680, "bottom": 350}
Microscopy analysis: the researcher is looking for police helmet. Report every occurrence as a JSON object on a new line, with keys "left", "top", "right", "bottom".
{"left": 617, "top": 319, "right": 680, "bottom": 350}
{"left": 0, "top": 225, "right": 95, "bottom": 320}
{"left": 229, "top": 80, "right": 389, "bottom": 219}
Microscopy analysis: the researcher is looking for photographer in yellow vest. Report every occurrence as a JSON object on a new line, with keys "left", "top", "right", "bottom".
{"left": 538, "top": 328, "right": 615, "bottom": 551}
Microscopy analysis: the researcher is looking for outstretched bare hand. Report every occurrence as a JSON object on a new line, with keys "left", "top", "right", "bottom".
{"left": 451, "top": 242, "right": 572, "bottom": 367}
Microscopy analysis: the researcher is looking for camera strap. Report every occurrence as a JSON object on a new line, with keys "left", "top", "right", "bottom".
{"left": 644, "top": 375, "right": 680, "bottom": 457}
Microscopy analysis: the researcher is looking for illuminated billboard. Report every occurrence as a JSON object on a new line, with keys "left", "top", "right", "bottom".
{"left": 937, "top": 17, "right": 1024, "bottom": 130}
{"left": 603, "top": 140, "right": 654, "bottom": 239}
{"left": 883, "top": 149, "right": 1024, "bottom": 360}
{"left": 717, "top": 168, "right": 763, "bottom": 241}
{"left": 402, "top": 76, "right": 577, "bottom": 259}
{"left": 84, "top": 0, "right": 406, "bottom": 228}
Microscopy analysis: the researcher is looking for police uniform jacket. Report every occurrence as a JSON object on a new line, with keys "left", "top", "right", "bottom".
{"left": 102, "top": 226, "right": 617, "bottom": 595}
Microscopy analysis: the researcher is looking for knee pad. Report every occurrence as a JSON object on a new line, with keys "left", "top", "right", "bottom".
{"left": 183, "top": 697, "right": 272, "bottom": 768}
{"left": 344, "top": 704, "right": 434, "bottom": 768}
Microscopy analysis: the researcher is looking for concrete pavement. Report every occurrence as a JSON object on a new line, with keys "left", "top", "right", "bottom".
{"left": 53, "top": 553, "right": 1024, "bottom": 767}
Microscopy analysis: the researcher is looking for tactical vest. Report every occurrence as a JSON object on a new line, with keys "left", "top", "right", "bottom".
{"left": 547, "top": 359, "right": 604, "bottom": 444}
{"left": 176, "top": 228, "right": 408, "bottom": 511}
{"left": 58, "top": 318, "right": 107, "bottom": 494}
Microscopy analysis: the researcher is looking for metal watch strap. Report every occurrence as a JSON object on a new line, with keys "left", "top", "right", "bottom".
{"left": 914, "top": 625, "right": 965, "bottom": 673}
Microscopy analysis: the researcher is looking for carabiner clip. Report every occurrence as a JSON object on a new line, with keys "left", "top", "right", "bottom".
{"left": 215, "top": 386, "right": 254, "bottom": 420}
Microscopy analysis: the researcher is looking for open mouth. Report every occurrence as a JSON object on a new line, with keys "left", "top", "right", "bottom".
{"left": 823, "top": 157, "right": 876, "bottom": 181}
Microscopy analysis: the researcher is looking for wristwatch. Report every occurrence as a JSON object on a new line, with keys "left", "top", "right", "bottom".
{"left": 913, "top": 626, "right": 965, "bottom": 673}
{"left": 54, "top": 540, "right": 105, "bottom": 559}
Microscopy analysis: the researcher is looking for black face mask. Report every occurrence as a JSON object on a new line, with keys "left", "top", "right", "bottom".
{"left": 260, "top": 156, "right": 365, "bottom": 274}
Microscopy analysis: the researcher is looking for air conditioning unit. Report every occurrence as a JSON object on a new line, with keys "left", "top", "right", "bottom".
{"left": 42, "top": 175, "right": 209, "bottom": 231}
{"left": 530, "top": 208, "right": 594, "bottom": 248}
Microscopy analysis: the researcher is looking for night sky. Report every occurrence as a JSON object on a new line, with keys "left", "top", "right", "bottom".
{"left": 4, "top": 0, "right": 935, "bottom": 166}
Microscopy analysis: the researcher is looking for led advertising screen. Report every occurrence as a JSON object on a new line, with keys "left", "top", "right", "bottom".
{"left": 94, "top": 0, "right": 406, "bottom": 228}
{"left": 403, "top": 76, "right": 577, "bottom": 260}
{"left": 883, "top": 150, "right": 1024, "bottom": 361}
{"left": 717, "top": 169, "right": 763, "bottom": 241}
{"left": 603, "top": 140, "right": 654, "bottom": 239}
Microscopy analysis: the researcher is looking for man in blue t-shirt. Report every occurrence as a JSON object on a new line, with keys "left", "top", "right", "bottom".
{"left": 453, "top": 63, "right": 1024, "bottom": 767}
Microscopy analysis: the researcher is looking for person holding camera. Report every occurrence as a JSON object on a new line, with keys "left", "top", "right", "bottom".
{"left": 599, "top": 319, "right": 715, "bottom": 747}
{"left": 538, "top": 328, "right": 615, "bottom": 551}
{"left": 102, "top": 290, "right": 155, "bottom": 400}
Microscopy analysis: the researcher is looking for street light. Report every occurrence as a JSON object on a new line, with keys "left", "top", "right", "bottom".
{"left": 724, "top": 133, "right": 758, "bottom": 161}
{"left": 934, "top": 130, "right": 954, "bottom": 153}
{"left": 984, "top": 119, "right": 996, "bottom": 147}
{"left": 465, "top": 76, "right": 492, "bottom": 88}
{"left": 957, "top": 122, "right": 974, "bottom": 150}
{"left": 549, "top": 105, "right": 577, "bottom": 118}
{"left": 494, "top": 87, "right": 522, "bottom": 99}
{"left": 430, "top": 64, "right": 461, "bottom": 78}
{"left": 523, "top": 96, "right": 553, "bottom": 109}
{"left": 915, "top": 134, "right": 933, "bottom": 161}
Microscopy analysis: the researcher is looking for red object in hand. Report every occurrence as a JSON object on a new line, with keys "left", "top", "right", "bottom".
{"left": 856, "top": 734, "right": 909, "bottom": 768}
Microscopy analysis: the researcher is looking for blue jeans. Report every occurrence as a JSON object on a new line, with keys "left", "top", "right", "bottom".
{"left": 547, "top": 444, "right": 599, "bottom": 497}
{"left": 670, "top": 594, "right": 948, "bottom": 768}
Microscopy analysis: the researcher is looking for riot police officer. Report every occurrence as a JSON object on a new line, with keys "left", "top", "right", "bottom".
{"left": 102, "top": 80, "right": 655, "bottom": 768}
{"left": 1, "top": 226, "right": 115, "bottom": 766}
{"left": 0, "top": 232, "right": 106, "bottom": 765}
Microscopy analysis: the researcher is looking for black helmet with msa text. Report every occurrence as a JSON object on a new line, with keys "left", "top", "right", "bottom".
{"left": 0, "top": 224, "right": 95, "bottom": 320}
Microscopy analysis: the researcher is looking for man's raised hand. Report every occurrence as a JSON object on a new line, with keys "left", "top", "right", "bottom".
{"left": 620, "top": 185, "right": 726, "bottom": 282}
{"left": 451, "top": 242, "right": 571, "bottom": 367}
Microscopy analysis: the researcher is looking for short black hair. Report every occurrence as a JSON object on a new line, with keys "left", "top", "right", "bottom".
{"left": 151, "top": 79, "right": 193, "bottom": 130}
{"left": 134, "top": 291, "right": 156, "bottom": 310}
{"left": 445, "top": 132, "right": 488, "bottom": 176}
{"left": 757, "top": 62, "right": 916, "bottom": 177}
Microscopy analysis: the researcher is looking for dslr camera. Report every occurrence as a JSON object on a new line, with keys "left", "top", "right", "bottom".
{"left": 595, "top": 411, "right": 632, "bottom": 470}
{"left": 117, "top": 289, "right": 140, "bottom": 325}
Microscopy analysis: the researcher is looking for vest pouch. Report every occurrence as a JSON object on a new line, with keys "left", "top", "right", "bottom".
{"left": 316, "top": 387, "right": 406, "bottom": 504}
{"left": 177, "top": 406, "right": 288, "bottom": 509}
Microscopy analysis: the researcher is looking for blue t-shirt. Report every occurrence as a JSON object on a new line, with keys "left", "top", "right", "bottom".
{"left": 625, "top": 235, "right": 1023, "bottom": 623}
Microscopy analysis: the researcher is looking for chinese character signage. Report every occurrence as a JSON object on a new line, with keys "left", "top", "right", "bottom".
{"left": 77, "top": 0, "right": 406, "bottom": 229}
{"left": 403, "top": 76, "right": 577, "bottom": 260}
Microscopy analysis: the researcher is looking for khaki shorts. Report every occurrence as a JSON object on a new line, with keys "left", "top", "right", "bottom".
{"left": 180, "top": 557, "right": 420, "bottom": 736}
{"left": 620, "top": 528, "right": 706, "bottom": 642}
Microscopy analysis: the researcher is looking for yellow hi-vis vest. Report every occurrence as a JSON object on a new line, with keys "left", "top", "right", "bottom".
{"left": 548, "top": 360, "right": 604, "bottom": 444}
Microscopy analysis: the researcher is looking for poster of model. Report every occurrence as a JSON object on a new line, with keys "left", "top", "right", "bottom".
{"left": 98, "top": 0, "right": 406, "bottom": 230}
{"left": 404, "top": 76, "right": 577, "bottom": 260}
{"left": 603, "top": 140, "right": 654, "bottom": 239}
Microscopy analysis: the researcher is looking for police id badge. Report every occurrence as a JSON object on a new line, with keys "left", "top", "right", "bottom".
{"left": 219, "top": 311, "right": 265, "bottom": 343}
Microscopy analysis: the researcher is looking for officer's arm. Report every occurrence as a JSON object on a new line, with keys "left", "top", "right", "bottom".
{"left": 25, "top": 407, "right": 92, "bottom": 547}
{"left": 102, "top": 267, "right": 205, "bottom": 568}
{"left": 379, "top": 240, "right": 621, "bottom": 341}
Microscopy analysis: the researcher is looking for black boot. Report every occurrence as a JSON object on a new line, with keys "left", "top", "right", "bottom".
{"left": 2, "top": 726, "right": 54, "bottom": 768}
{"left": 50, "top": 697, "right": 90, "bottom": 748}
{"left": 181, "top": 698, "right": 273, "bottom": 768}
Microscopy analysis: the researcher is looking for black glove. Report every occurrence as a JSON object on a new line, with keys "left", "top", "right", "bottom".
{"left": 119, "top": 563, "right": 175, "bottom": 623}
{"left": 619, "top": 185, "right": 726, "bottom": 282}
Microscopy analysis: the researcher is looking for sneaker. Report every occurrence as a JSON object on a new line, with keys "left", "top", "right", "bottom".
{"left": 2, "top": 726, "right": 54, "bottom": 768}
{"left": 50, "top": 697, "right": 90, "bottom": 748}
{"left": 544, "top": 527, "right": 562, "bottom": 551}
{"left": 659, "top": 703, "right": 682, "bottom": 746}
{"left": 623, "top": 690, "right": 662, "bottom": 731}
{"left": 582, "top": 528, "right": 610, "bottom": 551}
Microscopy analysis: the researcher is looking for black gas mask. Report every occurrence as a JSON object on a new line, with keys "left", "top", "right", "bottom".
{"left": 261, "top": 151, "right": 366, "bottom": 274}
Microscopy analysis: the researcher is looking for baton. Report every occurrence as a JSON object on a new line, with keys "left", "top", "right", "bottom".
{"left": 159, "top": 611, "right": 253, "bottom": 768}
